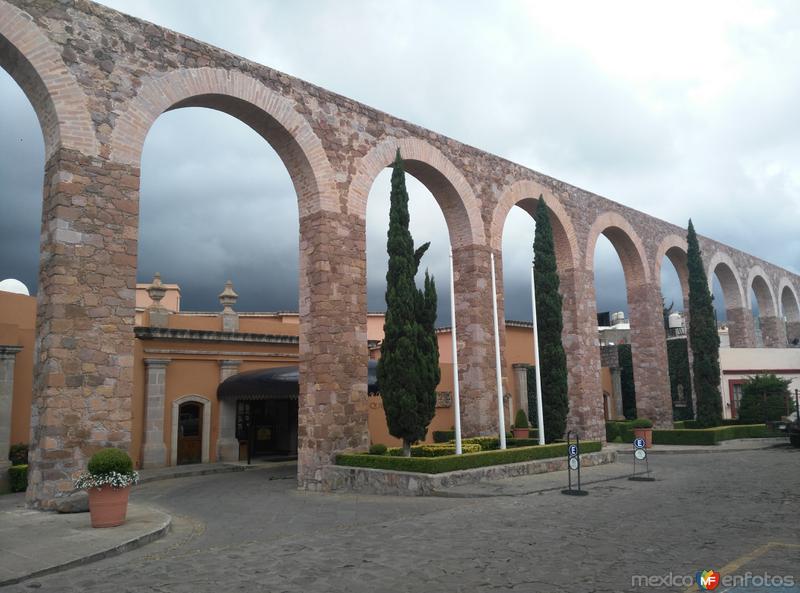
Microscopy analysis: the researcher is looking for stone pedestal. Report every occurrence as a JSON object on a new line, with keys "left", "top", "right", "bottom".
{"left": 452, "top": 244, "right": 501, "bottom": 437}
{"left": 726, "top": 307, "right": 757, "bottom": 348}
{"left": 27, "top": 152, "right": 136, "bottom": 510}
{"left": 627, "top": 283, "right": 673, "bottom": 429}
{"left": 297, "top": 211, "right": 369, "bottom": 490}
{"left": 142, "top": 359, "right": 169, "bottom": 468}
{"left": 760, "top": 316, "right": 788, "bottom": 348}
{"left": 560, "top": 267, "right": 606, "bottom": 441}
{"left": 0, "top": 346, "right": 22, "bottom": 493}
{"left": 787, "top": 321, "right": 800, "bottom": 345}
{"left": 217, "top": 360, "right": 241, "bottom": 462}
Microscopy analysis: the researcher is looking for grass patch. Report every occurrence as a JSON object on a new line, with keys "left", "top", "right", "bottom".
{"left": 336, "top": 441, "right": 602, "bottom": 474}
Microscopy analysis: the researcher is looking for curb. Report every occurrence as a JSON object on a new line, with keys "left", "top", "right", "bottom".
{"left": 430, "top": 471, "right": 633, "bottom": 498}
{"left": 0, "top": 508, "right": 172, "bottom": 588}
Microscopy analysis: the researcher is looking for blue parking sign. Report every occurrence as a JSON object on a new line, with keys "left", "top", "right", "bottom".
{"left": 568, "top": 444, "right": 578, "bottom": 457}
{"left": 634, "top": 437, "right": 645, "bottom": 449}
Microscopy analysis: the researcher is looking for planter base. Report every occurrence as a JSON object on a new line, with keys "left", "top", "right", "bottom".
{"left": 88, "top": 485, "right": 131, "bottom": 528}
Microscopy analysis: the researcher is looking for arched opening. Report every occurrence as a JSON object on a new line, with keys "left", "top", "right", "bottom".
{"left": 171, "top": 396, "right": 211, "bottom": 466}
{"left": 0, "top": 63, "right": 45, "bottom": 484}
{"left": 780, "top": 283, "right": 800, "bottom": 345}
{"left": 586, "top": 213, "right": 671, "bottom": 429}
{"left": 658, "top": 248, "right": 692, "bottom": 420}
{"left": 708, "top": 256, "right": 749, "bottom": 348}
{"left": 594, "top": 233, "right": 634, "bottom": 419}
{"left": 135, "top": 103, "right": 302, "bottom": 469}
{"left": 364, "top": 156, "right": 460, "bottom": 446}
{"left": 497, "top": 192, "right": 579, "bottom": 439}
{"left": 749, "top": 272, "right": 780, "bottom": 347}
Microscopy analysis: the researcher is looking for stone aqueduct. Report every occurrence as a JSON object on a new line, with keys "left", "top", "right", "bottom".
{"left": 1, "top": 0, "right": 799, "bottom": 507}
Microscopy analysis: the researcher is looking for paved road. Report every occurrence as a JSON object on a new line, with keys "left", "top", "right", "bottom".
{"left": 7, "top": 447, "right": 799, "bottom": 593}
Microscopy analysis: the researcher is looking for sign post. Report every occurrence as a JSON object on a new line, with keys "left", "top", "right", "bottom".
{"left": 561, "top": 431, "right": 588, "bottom": 496}
{"left": 629, "top": 436, "right": 655, "bottom": 481}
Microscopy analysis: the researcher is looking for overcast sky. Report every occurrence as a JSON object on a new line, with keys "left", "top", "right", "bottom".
{"left": 2, "top": 1, "right": 799, "bottom": 326}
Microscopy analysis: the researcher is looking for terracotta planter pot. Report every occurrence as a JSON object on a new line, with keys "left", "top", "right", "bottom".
{"left": 633, "top": 427, "right": 653, "bottom": 448}
{"left": 88, "top": 484, "right": 131, "bottom": 528}
{"left": 512, "top": 428, "right": 530, "bottom": 439}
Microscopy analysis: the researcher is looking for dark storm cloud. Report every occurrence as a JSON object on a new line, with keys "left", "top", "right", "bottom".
{"left": 1, "top": 0, "right": 798, "bottom": 327}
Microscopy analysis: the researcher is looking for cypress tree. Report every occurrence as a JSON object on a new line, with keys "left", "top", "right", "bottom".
{"left": 533, "top": 197, "right": 569, "bottom": 442}
{"left": 686, "top": 219, "right": 723, "bottom": 427}
{"left": 377, "top": 150, "right": 439, "bottom": 456}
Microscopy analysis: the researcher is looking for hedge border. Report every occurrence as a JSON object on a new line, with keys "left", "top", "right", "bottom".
{"left": 336, "top": 441, "right": 602, "bottom": 474}
{"left": 653, "top": 424, "right": 780, "bottom": 446}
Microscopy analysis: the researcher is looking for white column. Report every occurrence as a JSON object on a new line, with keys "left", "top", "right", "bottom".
{"left": 217, "top": 360, "right": 241, "bottom": 462}
{"left": 0, "top": 346, "right": 22, "bottom": 491}
{"left": 142, "top": 358, "right": 170, "bottom": 468}
{"left": 490, "top": 253, "right": 506, "bottom": 449}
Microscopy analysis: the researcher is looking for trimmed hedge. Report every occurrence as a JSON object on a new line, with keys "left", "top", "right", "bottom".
{"left": 87, "top": 448, "right": 133, "bottom": 476}
{"left": 387, "top": 443, "right": 482, "bottom": 457}
{"left": 8, "top": 443, "right": 28, "bottom": 466}
{"left": 653, "top": 424, "right": 780, "bottom": 446}
{"left": 336, "top": 441, "right": 603, "bottom": 474}
{"left": 9, "top": 465, "right": 27, "bottom": 493}
{"left": 606, "top": 420, "right": 636, "bottom": 443}
{"left": 433, "top": 430, "right": 455, "bottom": 443}
{"left": 674, "top": 419, "right": 750, "bottom": 430}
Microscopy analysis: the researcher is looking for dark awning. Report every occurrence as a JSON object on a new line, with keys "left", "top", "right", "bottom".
{"left": 217, "top": 360, "right": 380, "bottom": 401}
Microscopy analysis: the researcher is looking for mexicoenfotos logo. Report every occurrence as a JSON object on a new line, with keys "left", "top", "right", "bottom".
{"left": 696, "top": 569, "right": 721, "bottom": 590}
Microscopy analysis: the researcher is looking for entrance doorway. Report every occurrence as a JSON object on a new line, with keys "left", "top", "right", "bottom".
{"left": 177, "top": 401, "right": 203, "bottom": 465}
{"left": 236, "top": 399, "right": 297, "bottom": 458}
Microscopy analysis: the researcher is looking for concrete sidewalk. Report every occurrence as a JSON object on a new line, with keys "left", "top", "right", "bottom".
{"left": 0, "top": 493, "right": 171, "bottom": 587}
{"left": 605, "top": 437, "right": 788, "bottom": 455}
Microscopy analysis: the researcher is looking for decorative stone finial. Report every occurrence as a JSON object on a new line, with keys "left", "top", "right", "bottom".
{"left": 146, "top": 273, "right": 170, "bottom": 328}
{"left": 218, "top": 280, "right": 238, "bottom": 313}
{"left": 147, "top": 273, "right": 166, "bottom": 306}
{"left": 219, "top": 280, "right": 239, "bottom": 332}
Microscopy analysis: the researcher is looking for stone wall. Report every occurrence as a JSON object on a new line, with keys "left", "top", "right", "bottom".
{"left": 1, "top": 0, "right": 799, "bottom": 506}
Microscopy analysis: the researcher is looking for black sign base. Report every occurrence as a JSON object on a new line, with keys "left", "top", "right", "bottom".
{"left": 628, "top": 476, "right": 656, "bottom": 482}
{"left": 561, "top": 489, "right": 589, "bottom": 496}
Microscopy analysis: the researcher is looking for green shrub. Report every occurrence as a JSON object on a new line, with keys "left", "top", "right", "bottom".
{"left": 738, "top": 374, "right": 793, "bottom": 424}
{"left": 630, "top": 418, "right": 653, "bottom": 429}
{"left": 514, "top": 409, "right": 529, "bottom": 429}
{"left": 336, "top": 441, "right": 603, "bottom": 474}
{"left": 606, "top": 420, "right": 637, "bottom": 442}
{"left": 9, "top": 465, "right": 27, "bottom": 493}
{"left": 433, "top": 430, "right": 455, "bottom": 443}
{"left": 87, "top": 448, "right": 134, "bottom": 476}
{"left": 387, "top": 443, "right": 482, "bottom": 457}
{"left": 369, "top": 443, "right": 388, "bottom": 455}
{"left": 8, "top": 443, "right": 28, "bottom": 466}
{"left": 507, "top": 437, "right": 541, "bottom": 447}
{"left": 461, "top": 436, "right": 501, "bottom": 450}
{"left": 653, "top": 424, "right": 779, "bottom": 445}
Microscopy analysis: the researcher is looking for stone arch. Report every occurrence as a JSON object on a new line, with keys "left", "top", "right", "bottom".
{"left": 654, "top": 234, "right": 689, "bottom": 300}
{"left": 0, "top": 1, "right": 97, "bottom": 159}
{"left": 490, "top": 179, "right": 580, "bottom": 270}
{"left": 170, "top": 394, "right": 211, "bottom": 466}
{"left": 346, "top": 136, "right": 484, "bottom": 248}
{"left": 706, "top": 251, "right": 746, "bottom": 310}
{"left": 109, "top": 67, "right": 337, "bottom": 216}
{"left": 778, "top": 278, "right": 800, "bottom": 322}
{"left": 585, "top": 212, "right": 650, "bottom": 286}
{"left": 746, "top": 266, "right": 778, "bottom": 317}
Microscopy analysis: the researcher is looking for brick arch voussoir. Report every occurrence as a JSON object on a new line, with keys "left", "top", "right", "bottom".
{"left": 585, "top": 211, "right": 651, "bottom": 286}
{"left": 489, "top": 179, "right": 580, "bottom": 270}
{"left": 706, "top": 251, "right": 746, "bottom": 310}
{"left": 109, "top": 67, "right": 337, "bottom": 216}
{"left": 778, "top": 278, "right": 800, "bottom": 321}
{"left": 0, "top": 0, "right": 98, "bottom": 159}
{"left": 346, "top": 136, "right": 485, "bottom": 249}
{"left": 746, "top": 265, "right": 778, "bottom": 317}
{"left": 654, "top": 234, "right": 689, "bottom": 297}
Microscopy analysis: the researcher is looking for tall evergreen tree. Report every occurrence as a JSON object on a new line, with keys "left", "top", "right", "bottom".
{"left": 686, "top": 219, "right": 723, "bottom": 427}
{"left": 377, "top": 150, "right": 439, "bottom": 456}
{"left": 533, "top": 197, "right": 569, "bottom": 442}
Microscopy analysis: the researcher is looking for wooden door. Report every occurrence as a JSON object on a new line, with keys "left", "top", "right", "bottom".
{"left": 177, "top": 402, "right": 202, "bottom": 465}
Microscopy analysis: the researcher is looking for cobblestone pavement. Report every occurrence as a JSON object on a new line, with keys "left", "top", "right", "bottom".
{"left": 7, "top": 447, "right": 799, "bottom": 593}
